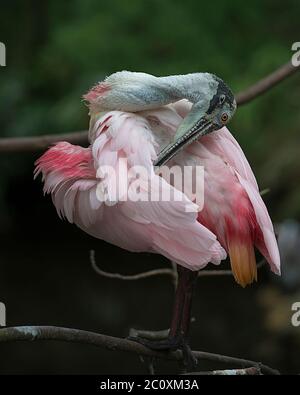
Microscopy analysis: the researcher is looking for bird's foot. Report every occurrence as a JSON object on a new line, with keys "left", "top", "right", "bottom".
{"left": 128, "top": 334, "right": 180, "bottom": 350}
{"left": 181, "top": 342, "right": 198, "bottom": 371}
{"left": 128, "top": 334, "right": 198, "bottom": 371}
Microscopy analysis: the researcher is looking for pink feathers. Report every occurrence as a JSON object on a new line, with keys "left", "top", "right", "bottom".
{"left": 140, "top": 102, "right": 280, "bottom": 285}
{"left": 35, "top": 111, "right": 226, "bottom": 270}
{"left": 35, "top": 142, "right": 94, "bottom": 180}
{"left": 156, "top": 100, "right": 280, "bottom": 282}
{"left": 34, "top": 143, "right": 97, "bottom": 223}
{"left": 83, "top": 82, "right": 111, "bottom": 104}
{"left": 35, "top": 100, "right": 280, "bottom": 284}
{"left": 182, "top": 127, "right": 280, "bottom": 285}
{"left": 202, "top": 128, "right": 280, "bottom": 276}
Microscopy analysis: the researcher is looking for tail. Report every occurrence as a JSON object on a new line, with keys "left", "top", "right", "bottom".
{"left": 34, "top": 142, "right": 97, "bottom": 224}
{"left": 34, "top": 142, "right": 94, "bottom": 191}
{"left": 224, "top": 194, "right": 258, "bottom": 288}
{"left": 227, "top": 238, "right": 257, "bottom": 288}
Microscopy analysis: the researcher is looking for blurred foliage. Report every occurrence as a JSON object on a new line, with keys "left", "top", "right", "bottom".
{"left": 0, "top": 0, "right": 300, "bottom": 222}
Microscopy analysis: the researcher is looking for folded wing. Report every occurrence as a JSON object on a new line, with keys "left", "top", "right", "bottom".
{"left": 35, "top": 111, "right": 226, "bottom": 270}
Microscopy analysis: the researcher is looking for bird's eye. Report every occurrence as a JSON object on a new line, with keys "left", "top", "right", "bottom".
{"left": 221, "top": 113, "right": 228, "bottom": 123}
{"left": 219, "top": 94, "right": 226, "bottom": 105}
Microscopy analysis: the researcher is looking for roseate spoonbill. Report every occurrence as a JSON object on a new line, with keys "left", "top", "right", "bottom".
{"left": 35, "top": 72, "right": 280, "bottom": 366}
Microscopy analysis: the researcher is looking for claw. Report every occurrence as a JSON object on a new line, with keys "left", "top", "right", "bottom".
{"left": 181, "top": 343, "right": 198, "bottom": 370}
{"left": 127, "top": 266, "right": 198, "bottom": 371}
{"left": 127, "top": 335, "right": 180, "bottom": 351}
{"left": 128, "top": 334, "right": 197, "bottom": 371}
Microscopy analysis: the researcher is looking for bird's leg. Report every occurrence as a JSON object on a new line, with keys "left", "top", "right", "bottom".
{"left": 128, "top": 265, "right": 198, "bottom": 367}
{"left": 169, "top": 266, "right": 198, "bottom": 369}
{"left": 168, "top": 266, "right": 197, "bottom": 344}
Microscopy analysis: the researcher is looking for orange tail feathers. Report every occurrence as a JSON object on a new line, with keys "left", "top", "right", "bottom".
{"left": 228, "top": 240, "right": 257, "bottom": 287}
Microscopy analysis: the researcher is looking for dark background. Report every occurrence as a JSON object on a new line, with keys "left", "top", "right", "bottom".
{"left": 0, "top": 0, "right": 300, "bottom": 374}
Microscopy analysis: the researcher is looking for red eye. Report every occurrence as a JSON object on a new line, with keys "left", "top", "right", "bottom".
{"left": 221, "top": 113, "right": 228, "bottom": 123}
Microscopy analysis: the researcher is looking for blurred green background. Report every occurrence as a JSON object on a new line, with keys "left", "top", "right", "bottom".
{"left": 0, "top": 0, "right": 300, "bottom": 374}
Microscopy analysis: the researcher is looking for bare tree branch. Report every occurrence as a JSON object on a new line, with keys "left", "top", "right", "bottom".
{"left": 236, "top": 61, "right": 299, "bottom": 105}
{"left": 0, "top": 130, "right": 88, "bottom": 153}
{"left": 91, "top": 248, "right": 265, "bottom": 281}
{"left": 129, "top": 328, "right": 170, "bottom": 341}
{"left": 0, "top": 326, "right": 279, "bottom": 375}
{"left": 128, "top": 318, "right": 195, "bottom": 341}
{"left": 0, "top": 61, "right": 298, "bottom": 153}
{"left": 183, "top": 366, "right": 262, "bottom": 375}
{"left": 198, "top": 258, "right": 265, "bottom": 277}
{"left": 90, "top": 250, "right": 175, "bottom": 281}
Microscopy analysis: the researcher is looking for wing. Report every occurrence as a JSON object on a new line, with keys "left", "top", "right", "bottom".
{"left": 35, "top": 111, "right": 226, "bottom": 270}
{"left": 237, "top": 175, "right": 280, "bottom": 274}
{"left": 170, "top": 100, "right": 258, "bottom": 188}
{"left": 205, "top": 127, "right": 280, "bottom": 274}
{"left": 34, "top": 142, "right": 101, "bottom": 227}
{"left": 168, "top": 100, "right": 280, "bottom": 274}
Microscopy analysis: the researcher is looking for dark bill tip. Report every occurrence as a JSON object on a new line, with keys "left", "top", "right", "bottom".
{"left": 154, "top": 120, "right": 215, "bottom": 168}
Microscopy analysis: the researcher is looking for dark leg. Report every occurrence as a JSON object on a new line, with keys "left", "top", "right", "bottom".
{"left": 169, "top": 265, "right": 198, "bottom": 343}
{"left": 128, "top": 265, "right": 198, "bottom": 367}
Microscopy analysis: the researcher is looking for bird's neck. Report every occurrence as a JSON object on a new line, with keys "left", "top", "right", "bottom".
{"left": 158, "top": 73, "right": 214, "bottom": 104}
{"left": 86, "top": 71, "right": 216, "bottom": 113}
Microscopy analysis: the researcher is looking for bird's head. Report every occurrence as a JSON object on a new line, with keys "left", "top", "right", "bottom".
{"left": 154, "top": 74, "right": 236, "bottom": 167}
{"left": 204, "top": 75, "right": 236, "bottom": 129}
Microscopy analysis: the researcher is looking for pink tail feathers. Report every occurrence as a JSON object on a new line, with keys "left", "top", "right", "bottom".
{"left": 34, "top": 142, "right": 95, "bottom": 193}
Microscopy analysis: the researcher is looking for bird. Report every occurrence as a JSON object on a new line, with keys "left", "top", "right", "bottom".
{"left": 34, "top": 71, "right": 280, "bottom": 367}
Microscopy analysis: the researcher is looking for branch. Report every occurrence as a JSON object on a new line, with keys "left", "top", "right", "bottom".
{"left": 0, "top": 326, "right": 279, "bottom": 375}
{"left": 198, "top": 258, "right": 265, "bottom": 277}
{"left": 90, "top": 250, "right": 175, "bottom": 281}
{"left": 183, "top": 366, "right": 261, "bottom": 375}
{"left": 236, "top": 61, "right": 299, "bottom": 105}
{"left": 0, "top": 130, "right": 88, "bottom": 153}
{"left": 0, "top": 61, "right": 298, "bottom": 153}
{"left": 91, "top": 248, "right": 265, "bottom": 281}
{"left": 129, "top": 328, "right": 170, "bottom": 340}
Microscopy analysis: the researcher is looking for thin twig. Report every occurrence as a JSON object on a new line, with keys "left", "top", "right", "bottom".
{"left": 90, "top": 250, "right": 175, "bottom": 281}
{"left": 260, "top": 188, "right": 270, "bottom": 197}
{"left": 198, "top": 259, "right": 265, "bottom": 277}
{"left": 0, "top": 326, "right": 279, "bottom": 375}
{"left": 0, "top": 61, "right": 298, "bottom": 153}
{"left": 91, "top": 249, "right": 265, "bottom": 281}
